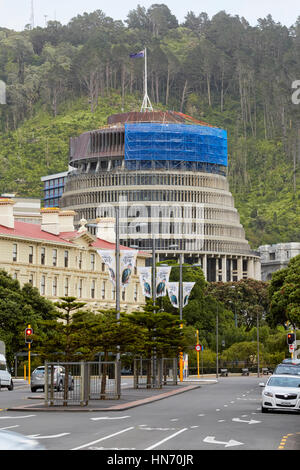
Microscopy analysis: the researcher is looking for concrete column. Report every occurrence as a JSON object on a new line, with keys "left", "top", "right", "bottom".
{"left": 202, "top": 254, "right": 207, "bottom": 280}
{"left": 222, "top": 255, "right": 227, "bottom": 282}
{"left": 237, "top": 257, "right": 243, "bottom": 281}
{"left": 248, "top": 258, "right": 254, "bottom": 279}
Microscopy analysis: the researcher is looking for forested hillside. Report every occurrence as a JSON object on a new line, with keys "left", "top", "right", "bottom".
{"left": 0, "top": 5, "right": 300, "bottom": 248}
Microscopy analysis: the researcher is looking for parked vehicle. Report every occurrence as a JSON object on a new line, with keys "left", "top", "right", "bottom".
{"left": 31, "top": 365, "right": 74, "bottom": 393}
{"left": 0, "top": 430, "right": 44, "bottom": 450}
{"left": 260, "top": 374, "right": 300, "bottom": 413}
{"left": 281, "top": 358, "right": 300, "bottom": 364}
{"left": 273, "top": 362, "right": 300, "bottom": 376}
{"left": 0, "top": 341, "right": 13, "bottom": 391}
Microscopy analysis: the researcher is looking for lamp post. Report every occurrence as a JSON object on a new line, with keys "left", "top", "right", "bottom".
{"left": 216, "top": 303, "right": 219, "bottom": 379}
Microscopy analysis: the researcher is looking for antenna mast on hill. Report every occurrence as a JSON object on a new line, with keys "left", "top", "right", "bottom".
{"left": 141, "top": 48, "right": 153, "bottom": 113}
{"left": 30, "top": 0, "right": 35, "bottom": 29}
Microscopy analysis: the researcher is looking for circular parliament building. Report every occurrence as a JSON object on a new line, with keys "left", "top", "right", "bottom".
{"left": 60, "top": 110, "right": 261, "bottom": 282}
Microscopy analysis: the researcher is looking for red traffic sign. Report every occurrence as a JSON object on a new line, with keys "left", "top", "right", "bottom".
{"left": 195, "top": 344, "right": 202, "bottom": 351}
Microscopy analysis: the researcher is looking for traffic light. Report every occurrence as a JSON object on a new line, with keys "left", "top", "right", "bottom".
{"left": 25, "top": 326, "right": 33, "bottom": 344}
{"left": 287, "top": 333, "right": 295, "bottom": 345}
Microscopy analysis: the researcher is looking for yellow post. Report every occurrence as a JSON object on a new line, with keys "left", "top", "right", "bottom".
{"left": 179, "top": 323, "right": 183, "bottom": 382}
{"left": 28, "top": 342, "right": 31, "bottom": 385}
{"left": 196, "top": 330, "right": 200, "bottom": 378}
{"left": 24, "top": 364, "right": 26, "bottom": 381}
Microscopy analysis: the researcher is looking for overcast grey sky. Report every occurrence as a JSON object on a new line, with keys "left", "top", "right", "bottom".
{"left": 0, "top": 0, "right": 299, "bottom": 31}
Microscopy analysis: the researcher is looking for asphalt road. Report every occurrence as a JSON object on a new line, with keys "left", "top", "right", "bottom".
{"left": 0, "top": 376, "right": 299, "bottom": 453}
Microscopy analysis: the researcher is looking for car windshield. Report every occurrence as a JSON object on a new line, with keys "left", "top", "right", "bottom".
{"left": 33, "top": 366, "right": 62, "bottom": 375}
{"left": 274, "top": 365, "right": 300, "bottom": 375}
{"left": 33, "top": 367, "right": 45, "bottom": 374}
{"left": 268, "top": 376, "right": 300, "bottom": 388}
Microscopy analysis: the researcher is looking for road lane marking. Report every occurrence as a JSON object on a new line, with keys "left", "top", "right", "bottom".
{"left": 71, "top": 427, "right": 135, "bottom": 450}
{"left": 27, "top": 433, "right": 70, "bottom": 439}
{"left": 91, "top": 416, "right": 131, "bottom": 421}
{"left": 0, "top": 415, "right": 35, "bottom": 419}
{"left": 0, "top": 425, "right": 20, "bottom": 430}
{"left": 145, "top": 428, "right": 188, "bottom": 450}
{"left": 203, "top": 436, "right": 244, "bottom": 448}
{"left": 232, "top": 418, "right": 261, "bottom": 424}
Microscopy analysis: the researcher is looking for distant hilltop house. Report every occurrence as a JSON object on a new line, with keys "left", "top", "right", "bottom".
{"left": 258, "top": 243, "right": 300, "bottom": 281}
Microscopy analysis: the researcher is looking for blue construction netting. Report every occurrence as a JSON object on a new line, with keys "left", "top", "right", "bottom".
{"left": 124, "top": 123, "right": 227, "bottom": 167}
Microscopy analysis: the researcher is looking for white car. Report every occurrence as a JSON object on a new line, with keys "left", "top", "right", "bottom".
{"left": 260, "top": 374, "right": 300, "bottom": 413}
{"left": 0, "top": 353, "right": 13, "bottom": 391}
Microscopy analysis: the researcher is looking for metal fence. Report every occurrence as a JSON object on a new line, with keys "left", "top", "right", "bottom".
{"left": 44, "top": 361, "right": 120, "bottom": 407}
{"left": 133, "top": 357, "right": 178, "bottom": 389}
{"left": 162, "top": 358, "right": 178, "bottom": 385}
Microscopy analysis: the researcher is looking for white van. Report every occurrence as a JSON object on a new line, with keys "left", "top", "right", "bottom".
{"left": 0, "top": 341, "right": 13, "bottom": 391}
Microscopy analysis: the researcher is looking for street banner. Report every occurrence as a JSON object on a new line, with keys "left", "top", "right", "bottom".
{"left": 156, "top": 266, "right": 171, "bottom": 297}
{"left": 167, "top": 282, "right": 179, "bottom": 308}
{"left": 97, "top": 250, "right": 116, "bottom": 286}
{"left": 138, "top": 267, "right": 152, "bottom": 298}
{"left": 183, "top": 282, "right": 195, "bottom": 307}
{"left": 120, "top": 250, "right": 138, "bottom": 288}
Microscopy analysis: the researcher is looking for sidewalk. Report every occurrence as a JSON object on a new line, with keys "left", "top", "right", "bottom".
{"left": 8, "top": 379, "right": 215, "bottom": 412}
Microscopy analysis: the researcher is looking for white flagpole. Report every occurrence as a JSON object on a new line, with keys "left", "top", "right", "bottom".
{"left": 141, "top": 47, "right": 153, "bottom": 112}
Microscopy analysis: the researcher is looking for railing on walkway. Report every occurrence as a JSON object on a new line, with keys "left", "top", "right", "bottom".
{"left": 44, "top": 361, "right": 121, "bottom": 407}
{"left": 133, "top": 357, "right": 178, "bottom": 389}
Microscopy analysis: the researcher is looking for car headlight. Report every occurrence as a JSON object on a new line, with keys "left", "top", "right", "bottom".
{"left": 263, "top": 391, "right": 273, "bottom": 397}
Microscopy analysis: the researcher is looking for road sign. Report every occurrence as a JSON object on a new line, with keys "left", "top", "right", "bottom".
{"left": 289, "top": 344, "right": 295, "bottom": 353}
{"left": 195, "top": 344, "right": 202, "bottom": 351}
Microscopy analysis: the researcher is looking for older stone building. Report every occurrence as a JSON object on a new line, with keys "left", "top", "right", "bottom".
{"left": 0, "top": 198, "right": 148, "bottom": 311}
{"left": 60, "top": 111, "right": 260, "bottom": 282}
{"left": 258, "top": 243, "right": 300, "bottom": 281}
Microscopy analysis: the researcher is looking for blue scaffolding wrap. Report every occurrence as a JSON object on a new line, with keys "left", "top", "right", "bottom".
{"left": 124, "top": 123, "right": 227, "bottom": 167}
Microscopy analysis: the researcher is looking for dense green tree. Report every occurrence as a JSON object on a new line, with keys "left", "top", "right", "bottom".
{"left": 268, "top": 254, "right": 300, "bottom": 329}
{"left": 0, "top": 270, "right": 55, "bottom": 367}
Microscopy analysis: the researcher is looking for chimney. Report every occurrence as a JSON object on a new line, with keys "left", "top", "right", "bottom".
{"left": 40, "top": 208, "right": 60, "bottom": 235}
{"left": 96, "top": 217, "right": 115, "bottom": 243}
{"left": 59, "top": 210, "right": 76, "bottom": 233}
{"left": 0, "top": 198, "right": 15, "bottom": 228}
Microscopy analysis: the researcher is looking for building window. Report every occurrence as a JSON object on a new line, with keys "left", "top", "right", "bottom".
{"left": 29, "top": 274, "right": 34, "bottom": 285}
{"left": 64, "top": 250, "right": 69, "bottom": 268}
{"left": 52, "top": 277, "right": 57, "bottom": 296}
{"left": 64, "top": 278, "right": 69, "bottom": 296}
{"left": 122, "top": 288, "right": 125, "bottom": 301}
{"left": 40, "top": 275, "right": 46, "bottom": 295}
{"left": 12, "top": 243, "right": 17, "bottom": 262}
{"left": 134, "top": 284, "right": 138, "bottom": 302}
{"left": 270, "top": 252, "right": 275, "bottom": 260}
{"left": 79, "top": 252, "right": 82, "bottom": 269}
{"left": 78, "top": 279, "right": 83, "bottom": 298}
{"left": 29, "top": 246, "right": 33, "bottom": 264}
{"left": 41, "top": 247, "right": 45, "bottom": 265}
{"left": 52, "top": 249, "right": 57, "bottom": 266}
{"left": 101, "top": 281, "right": 106, "bottom": 300}
{"left": 91, "top": 280, "right": 95, "bottom": 299}
{"left": 90, "top": 253, "right": 95, "bottom": 271}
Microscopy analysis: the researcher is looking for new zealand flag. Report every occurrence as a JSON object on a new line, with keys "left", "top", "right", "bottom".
{"left": 129, "top": 50, "right": 145, "bottom": 59}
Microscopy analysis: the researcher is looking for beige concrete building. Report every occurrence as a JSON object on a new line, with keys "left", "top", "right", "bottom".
{"left": 0, "top": 198, "right": 148, "bottom": 312}
{"left": 61, "top": 111, "right": 261, "bottom": 282}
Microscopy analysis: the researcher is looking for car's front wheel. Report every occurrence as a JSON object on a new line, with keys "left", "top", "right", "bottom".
{"left": 261, "top": 405, "right": 268, "bottom": 413}
{"left": 7, "top": 380, "right": 14, "bottom": 391}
